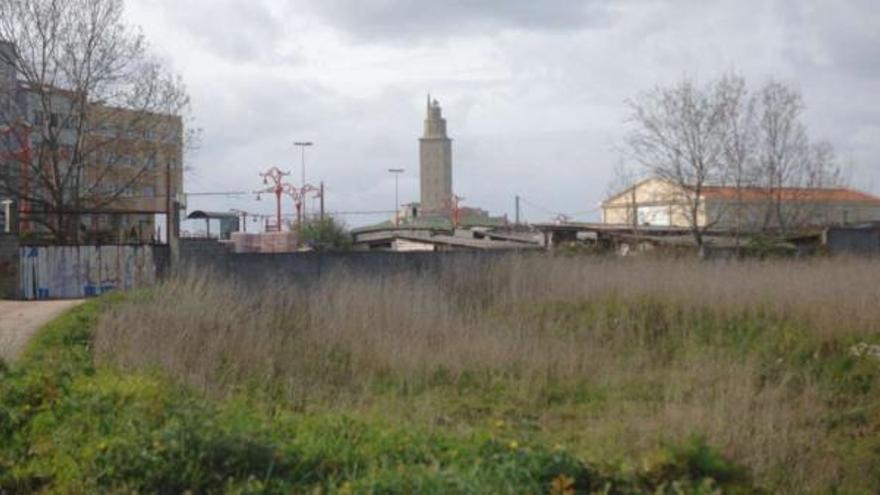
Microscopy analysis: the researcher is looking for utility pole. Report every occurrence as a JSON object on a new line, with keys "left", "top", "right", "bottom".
{"left": 165, "top": 155, "right": 172, "bottom": 244}
{"left": 1, "top": 199, "right": 11, "bottom": 233}
{"left": 319, "top": 182, "right": 325, "bottom": 222}
{"left": 388, "top": 168, "right": 404, "bottom": 228}
{"left": 515, "top": 195, "right": 521, "bottom": 225}
{"left": 294, "top": 141, "right": 313, "bottom": 219}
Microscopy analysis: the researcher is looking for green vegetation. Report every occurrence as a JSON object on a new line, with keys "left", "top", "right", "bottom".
{"left": 0, "top": 298, "right": 755, "bottom": 493}
{"left": 4, "top": 257, "right": 880, "bottom": 493}
{"left": 300, "top": 217, "right": 352, "bottom": 251}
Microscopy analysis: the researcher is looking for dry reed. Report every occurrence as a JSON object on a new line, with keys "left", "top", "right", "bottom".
{"left": 93, "top": 256, "right": 880, "bottom": 493}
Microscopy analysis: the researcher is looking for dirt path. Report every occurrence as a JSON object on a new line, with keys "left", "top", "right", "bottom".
{"left": 0, "top": 300, "right": 84, "bottom": 363}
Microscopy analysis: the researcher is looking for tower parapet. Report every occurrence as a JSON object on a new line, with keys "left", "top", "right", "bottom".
{"left": 419, "top": 95, "right": 453, "bottom": 213}
{"left": 423, "top": 95, "right": 447, "bottom": 138}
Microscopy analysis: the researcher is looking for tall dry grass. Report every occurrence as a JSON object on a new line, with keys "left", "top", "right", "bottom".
{"left": 94, "top": 256, "right": 880, "bottom": 493}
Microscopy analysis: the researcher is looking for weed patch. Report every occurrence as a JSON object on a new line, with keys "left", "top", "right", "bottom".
{"left": 0, "top": 298, "right": 760, "bottom": 494}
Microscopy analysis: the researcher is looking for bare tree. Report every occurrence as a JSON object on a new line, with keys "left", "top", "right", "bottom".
{"left": 604, "top": 159, "right": 640, "bottom": 228}
{"left": 717, "top": 75, "right": 758, "bottom": 245}
{"left": 625, "top": 76, "right": 734, "bottom": 247}
{"left": 0, "top": 0, "right": 191, "bottom": 242}
{"left": 753, "top": 82, "right": 843, "bottom": 233}
{"left": 754, "top": 81, "right": 809, "bottom": 233}
{"left": 624, "top": 75, "right": 845, "bottom": 248}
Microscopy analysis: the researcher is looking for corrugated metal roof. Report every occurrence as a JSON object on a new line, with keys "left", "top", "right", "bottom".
{"left": 187, "top": 210, "right": 239, "bottom": 220}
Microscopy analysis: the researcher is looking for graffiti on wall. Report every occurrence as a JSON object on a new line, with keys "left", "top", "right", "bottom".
{"left": 19, "top": 245, "right": 158, "bottom": 300}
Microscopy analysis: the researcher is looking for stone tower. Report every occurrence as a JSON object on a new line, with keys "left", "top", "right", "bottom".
{"left": 419, "top": 95, "right": 452, "bottom": 213}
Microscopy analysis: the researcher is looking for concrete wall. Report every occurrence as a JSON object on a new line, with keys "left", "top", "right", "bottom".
{"left": 825, "top": 227, "right": 880, "bottom": 256}
{"left": 179, "top": 238, "right": 231, "bottom": 262}
{"left": 177, "top": 238, "right": 514, "bottom": 287}
{"left": 0, "top": 234, "right": 19, "bottom": 299}
{"left": 19, "top": 244, "right": 161, "bottom": 300}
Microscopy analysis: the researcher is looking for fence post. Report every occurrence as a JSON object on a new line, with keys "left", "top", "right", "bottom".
{"left": 0, "top": 233, "right": 20, "bottom": 299}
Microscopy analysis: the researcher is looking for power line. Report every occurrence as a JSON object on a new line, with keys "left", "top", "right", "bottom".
{"left": 519, "top": 197, "right": 562, "bottom": 216}
{"left": 327, "top": 210, "right": 395, "bottom": 215}
{"left": 519, "top": 196, "right": 602, "bottom": 219}
{"left": 186, "top": 191, "right": 251, "bottom": 196}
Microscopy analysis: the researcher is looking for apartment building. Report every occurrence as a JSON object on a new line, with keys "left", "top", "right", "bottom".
{"left": 0, "top": 40, "right": 183, "bottom": 243}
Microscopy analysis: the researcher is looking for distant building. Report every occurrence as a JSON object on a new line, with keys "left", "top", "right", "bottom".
{"left": 384, "top": 95, "right": 504, "bottom": 228}
{"left": 602, "top": 177, "right": 880, "bottom": 230}
{"left": 351, "top": 95, "right": 519, "bottom": 250}
{"left": 419, "top": 95, "right": 453, "bottom": 214}
{"left": 0, "top": 40, "right": 183, "bottom": 243}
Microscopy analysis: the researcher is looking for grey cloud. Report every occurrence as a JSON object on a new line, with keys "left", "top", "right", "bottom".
{"left": 778, "top": 0, "right": 880, "bottom": 79}
{"left": 290, "top": 0, "right": 614, "bottom": 41}
{"left": 150, "top": 0, "right": 293, "bottom": 63}
{"left": 141, "top": 0, "right": 880, "bottom": 226}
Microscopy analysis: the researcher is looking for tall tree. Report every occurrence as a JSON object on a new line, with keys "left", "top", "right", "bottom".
{"left": 754, "top": 81, "right": 842, "bottom": 233}
{"left": 717, "top": 75, "right": 758, "bottom": 244}
{"left": 625, "top": 75, "right": 844, "bottom": 246}
{"left": 0, "top": 0, "right": 191, "bottom": 241}
{"left": 625, "top": 76, "right": 734, "bottom": 247}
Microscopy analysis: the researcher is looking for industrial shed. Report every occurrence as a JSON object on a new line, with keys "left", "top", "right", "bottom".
{"left": 602, "top": 177, "right": 880, "bottom": 230}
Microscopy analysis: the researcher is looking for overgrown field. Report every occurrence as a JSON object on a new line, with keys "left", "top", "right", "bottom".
{"left": 4, "top": 257, "right": 880, "bottom": 493}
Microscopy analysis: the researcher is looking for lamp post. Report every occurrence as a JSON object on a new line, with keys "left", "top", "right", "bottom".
{"left": 294, "top": 141, "right": 313, "bottom": 219}
{"left": 388, "top": 168, "right": 404, "bottom": 228}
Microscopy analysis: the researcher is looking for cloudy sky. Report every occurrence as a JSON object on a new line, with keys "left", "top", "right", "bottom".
{"left": 125, "top": 0, "right": 879, "bottom": 227}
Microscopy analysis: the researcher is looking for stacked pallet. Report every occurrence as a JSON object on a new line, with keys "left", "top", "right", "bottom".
{"left": 261, "top": 232, "right": 299, "bottom": 253}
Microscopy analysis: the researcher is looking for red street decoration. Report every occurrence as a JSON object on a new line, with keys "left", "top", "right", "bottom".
{"left": 256, "top": 166, "right": 291, "bottom": 232}
{"left": 443, "top": 194, "right": 464, "bottom": 229}
{"left": 254, "top": 166, "right": 323, "bottom": 236}
{"left": 284, "top": 183, "right": 321, "bottom": 229}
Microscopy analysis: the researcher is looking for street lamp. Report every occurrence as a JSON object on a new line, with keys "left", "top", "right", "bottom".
{"left": 388, "top": 168, "right": 404, "bottom": 228}
{"left": 294, "top": 141, "right": 313, "bottom": 218}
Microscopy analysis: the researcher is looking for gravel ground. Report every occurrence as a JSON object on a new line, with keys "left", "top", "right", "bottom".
{"left": 0, "top": 299, "right": 84, "bottom": 363}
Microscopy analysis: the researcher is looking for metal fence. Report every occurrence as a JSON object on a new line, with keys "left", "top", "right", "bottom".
{"left": 19, "top": 244, "right": 162, "bottom": 300}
